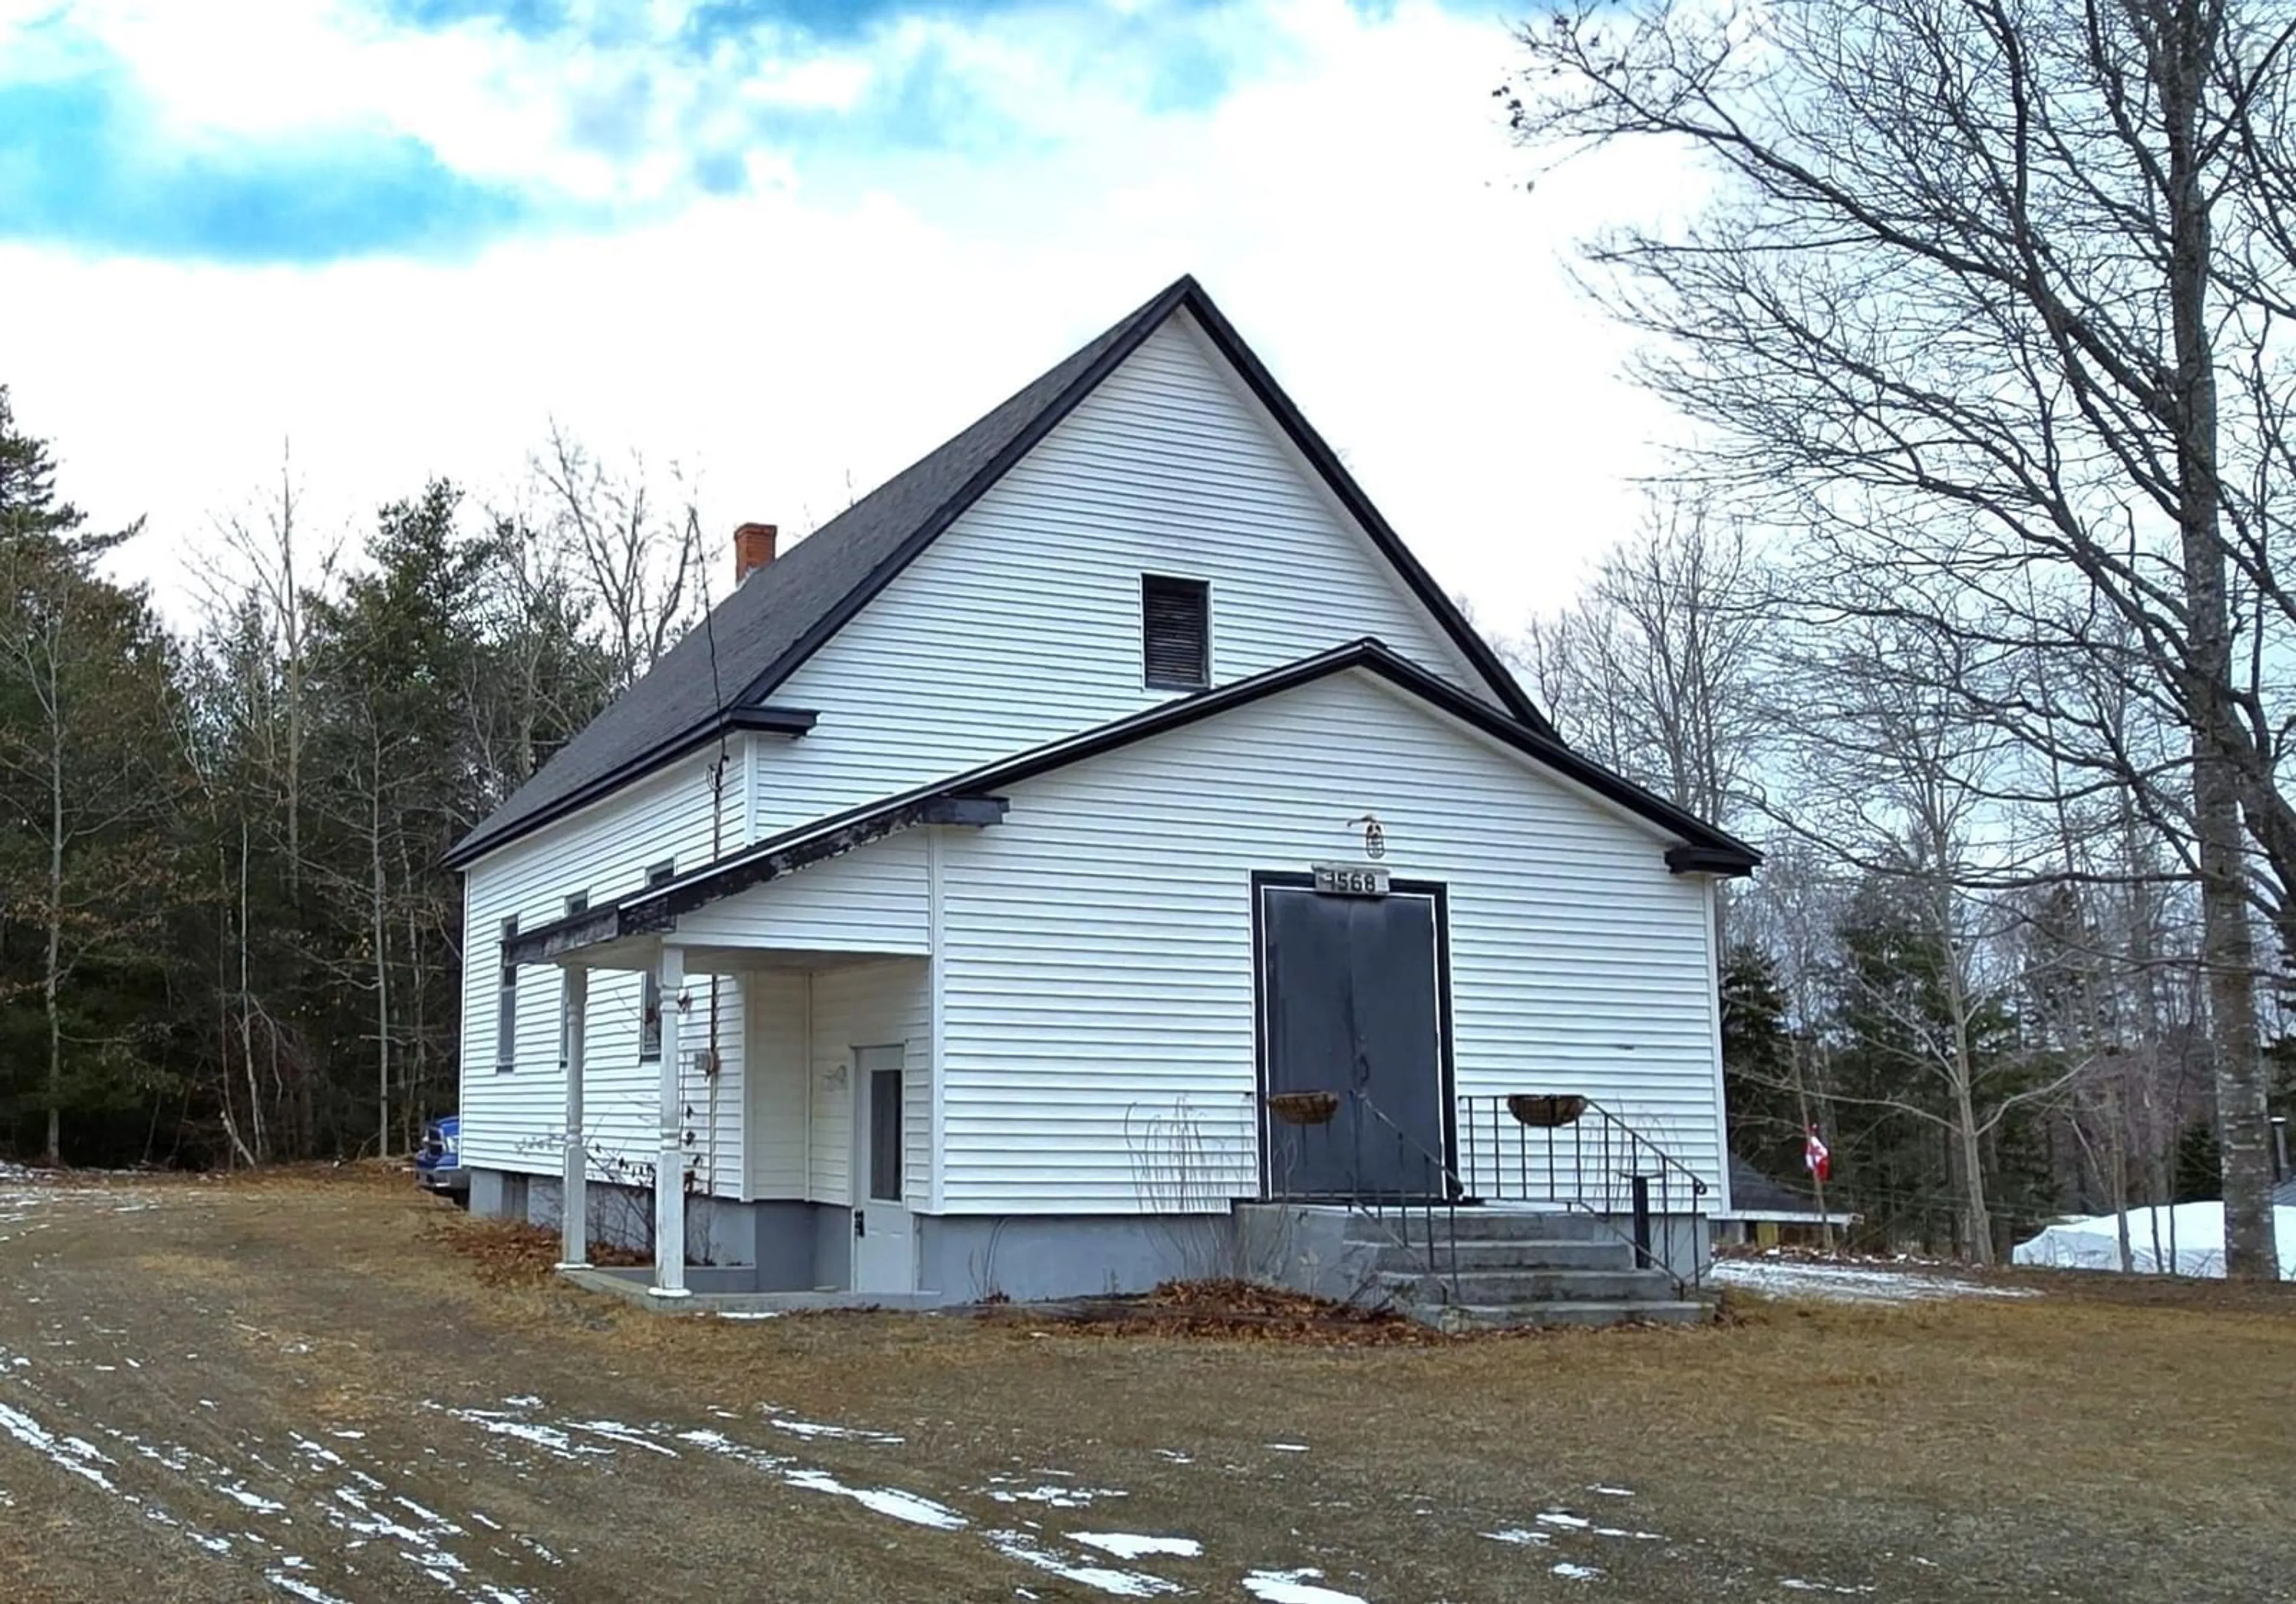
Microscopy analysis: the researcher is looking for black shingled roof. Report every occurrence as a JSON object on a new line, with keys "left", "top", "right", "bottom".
{"left": 448, "top": 275, "right": 1551, "bottom": 868}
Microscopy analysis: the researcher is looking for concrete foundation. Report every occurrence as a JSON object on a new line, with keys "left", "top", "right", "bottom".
{"left": 467, "top": 1166, "right": 1236, "bottom": 1303}
{"left": 467, "top": 1168, "right": 1704, "bottom": 1314}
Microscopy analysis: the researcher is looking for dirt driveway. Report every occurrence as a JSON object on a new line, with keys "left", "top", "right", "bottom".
{"left": 2, "top": 1169, "right": 2292, "bottom": 1603}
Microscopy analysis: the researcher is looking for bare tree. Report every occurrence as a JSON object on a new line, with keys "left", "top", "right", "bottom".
{"left": 1507, "top": 0, "right": 2295, "bottom": 1275}
{"left": 1518, "top": 488, "right": 1764, "bottom": 832}
{"left": 532, "top": 423, "right": 707, "bottom": 689}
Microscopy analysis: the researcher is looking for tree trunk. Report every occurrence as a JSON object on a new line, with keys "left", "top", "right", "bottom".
{"left": 2157, "top": 3, "right": 2277, "bottom": 1279}
{"left": 370, "top": 762, "right": 392, "bottom": 1161}
{"left": 1941, "top": 934, "right": 1995, "bottom": 1266}
{"left": 43, "top": 698, "right": 64, "bottom": 1166}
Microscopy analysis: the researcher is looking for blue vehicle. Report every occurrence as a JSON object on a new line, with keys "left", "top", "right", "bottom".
{"left": 415, "top": 1114, "right": 466, "bottom": 1201}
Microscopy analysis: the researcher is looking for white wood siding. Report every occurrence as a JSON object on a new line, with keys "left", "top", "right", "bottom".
{"left": 934, "top": 668, "right": 1724, "bottom": 1214}
{"left": 744, "top": 972, "right": 808, "bottom": 1197}
{"left": 459, "top": 751, "right": 748, "bottom": 1192}
{"left": 670, "top": 831, "right": 929, "bottom": 954}
{"left": 802, "top": 960, "right": 932, "bottom": 1209}
{"left": 755, "top": 313, "right": 1494, "bottom": 836}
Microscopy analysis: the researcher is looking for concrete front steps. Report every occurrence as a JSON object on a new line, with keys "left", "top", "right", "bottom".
{"left": 1352, "top": 1209, "right": 1708, "bottom": 1330}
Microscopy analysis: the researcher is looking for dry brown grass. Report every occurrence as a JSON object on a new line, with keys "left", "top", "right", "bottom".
{"left": 20, "top": 1175, "right": 2289, "bottom": 1602}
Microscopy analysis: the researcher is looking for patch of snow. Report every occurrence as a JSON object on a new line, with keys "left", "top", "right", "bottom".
{"left": 502, "top": 1395, "right": 542, "bottom": 1409}
{"left": 1592, "top": 1527, "right": 1666, "bottom": 1541}
{"left": 761, "top": 1411, "right": 904, "bottom": 1445}
{"left": 1550, "top": 1561, "right": 1605, "bottom": 1580}
{"left": 781, "top": 1466, "right": 967, "bottom": 1529}
{"left": 716, "top": 1310, "right": 783, "bottom": 1321}
{"left": 1714, "top": 1258, "right": 2038, "bottom": 1304}
{"left": 567, "top": 1419, "right": 680, "bottom": 1456}
{"left": 990, "top": 1531, "right": 1182, "bottom": 1597}
{"left": 265, "top": 1571, "right": 350, "bottom": 1603}
{"left": 1482, "top": 1529, "right": 1553, "bottom": 1547}
{"left": 1263, "top": 1443, "right": 1309, "bottom": 1453}
{"left": 435, "top": 1406, "right": 609, "bottom": 1461}
{"left": 1589, "top": 1485, "right": 1634, "bottom": 1496}
{"left": 1152, "top": 1449, "right": 1193, "bottom": 1465}
{"left": 1536, "top": 1511, "right": 1591, "bottom": 1530}
{"left": 1240, "top": 1568, "right": 1367, "bottom": 1604}
{"left": 1072, "top": 1532, "right": 1203, "bottom": 1560}
{"left": 988, "top": 1481, "right": 1128, "bottom": 1508}
{"left": 0, "top": 1400, "right": 120, "bottom": 1493}
{"left": 2014, "top": 1202, "right": 2296, "bottom": 1278}
{"left": 1780, "top": 1582, "right": 1876, "bottom": 1596}
{"left": 221, "top": 1483, "right": 288, "bottom": 1514}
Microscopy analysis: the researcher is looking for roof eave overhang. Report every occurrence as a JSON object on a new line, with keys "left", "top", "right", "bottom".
{"left": 447, "top": 705, "right": 819, "bottom": 871}
{"left": 503, "top": 792, "right": 1005, "bottom": 964}
{"left": 1666, "top": 843, "right": 1762, "bottom": 878}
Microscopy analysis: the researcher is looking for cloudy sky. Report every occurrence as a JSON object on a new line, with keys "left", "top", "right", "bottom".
{"left": 0, "top": 0, "right": 1694, "bottom": 639}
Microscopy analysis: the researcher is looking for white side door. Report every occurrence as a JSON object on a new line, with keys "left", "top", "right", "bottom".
{"left": 850, "top": 1044, "right": 915, "bottom": 1293}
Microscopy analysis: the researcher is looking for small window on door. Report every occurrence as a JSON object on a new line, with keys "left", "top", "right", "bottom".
{"left": 868, "top": 1066, "right": 903, "bottom": 1203}
{"left": 637, "top": 863, "right": 673, "bottom": 1060}
{"left": 1141, "top": 575, "right": 1210, "bottom": 691}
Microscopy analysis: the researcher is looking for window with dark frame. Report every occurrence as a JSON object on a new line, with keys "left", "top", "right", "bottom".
{"left": 638, "top": 863, "right": 673, "bottom": 1060}
{"left": 495, "top": 916, "right": 518, "bottom": 1072}
{"left": 1140, "top": 575, "right": 1210, "bottom": 691}
{"left": 557, "top": 891, "right": 588, "bottom": 1068}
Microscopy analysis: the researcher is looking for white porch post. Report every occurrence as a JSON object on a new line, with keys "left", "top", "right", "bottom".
{"left": 556, "top": 965, "right": 588, "bottom": 1270}
{"left": 652, "top": 944, "right": 690, "bottom": 1297}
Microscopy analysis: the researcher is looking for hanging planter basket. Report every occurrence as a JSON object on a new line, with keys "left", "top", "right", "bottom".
{"left": 1507, "top": 1093, "right": 1587, "bottom": 1129}
{"left": 1266, "top": 1090, "right": 1342, "bottom": 1126}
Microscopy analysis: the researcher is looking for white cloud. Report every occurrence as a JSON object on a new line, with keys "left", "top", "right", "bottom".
{"left": 4, "top": 0, "right": 1702, "bottom": 641}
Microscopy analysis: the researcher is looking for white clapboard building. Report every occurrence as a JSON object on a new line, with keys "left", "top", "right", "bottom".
{"left": 449, "top": 277, "right": 1757, "bottom": 1316}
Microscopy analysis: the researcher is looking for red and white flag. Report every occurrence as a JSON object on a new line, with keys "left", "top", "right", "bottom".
{"left": 1804, "top": 1126, "right": 1832, "bottom": 1184}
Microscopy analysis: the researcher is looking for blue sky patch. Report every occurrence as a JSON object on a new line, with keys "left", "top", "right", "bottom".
{"left": 380, "top": 0, "right": 575, "bottom": 38}
{"left": 0, "top": 68, "right": 538, "bottom": 264}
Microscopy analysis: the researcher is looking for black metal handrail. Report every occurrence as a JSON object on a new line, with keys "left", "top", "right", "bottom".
{"left": 1456, "top": 1095, "right": 1711, "bottom": 1294}
{"left": 1263, "top": 1087, "right": 1463, "bottom": 1305}
{"left": 1349, "top": 1091, "right": 1463, "bottom": 1303}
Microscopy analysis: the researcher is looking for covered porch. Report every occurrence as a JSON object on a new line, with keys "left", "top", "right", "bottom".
{"left": 501, "top": 796, "right": 997, "bottom": 1304}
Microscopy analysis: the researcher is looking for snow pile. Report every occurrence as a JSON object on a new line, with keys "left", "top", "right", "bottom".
{"left": 2013, "top": 1202, "right": 2296, "bottom": 1278}
{"left": 1712, "top": 1258, "right": 2037, "bottom": 1303}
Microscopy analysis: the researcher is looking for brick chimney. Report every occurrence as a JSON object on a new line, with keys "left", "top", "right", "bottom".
{"left": 733, "top": 522, "right": 778, "bottom": 583}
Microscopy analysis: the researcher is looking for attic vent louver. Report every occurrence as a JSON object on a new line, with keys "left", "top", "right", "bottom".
{"left": 1141, "top": 575, "right": 1210, "bottom": 691}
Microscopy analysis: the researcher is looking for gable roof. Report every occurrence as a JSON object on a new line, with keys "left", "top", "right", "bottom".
{"left": 448, "top": 275, "right": 1550, "bottom": 869}
{"left": 504, "top": 638, "right": 1758, "bottom": 963}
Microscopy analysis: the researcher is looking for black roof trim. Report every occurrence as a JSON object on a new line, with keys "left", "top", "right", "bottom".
{"left": 449, "top": 274, "right": 1544, "bottom": 868}
{"left": 1173, "top": 286, "right": 1553, "bottom": 738}
{"left": 504, "top": 793, "right": 1009, "bottom": 964}
{"left": 1666, "top": 844, "right": 1756, "bottom": 876}
{"left": 448, "top": 706, "right": 817, "bottom": 872}
{"left": 725, "top": 705, "right": 819, "bottom": 737}
{"left": 900, "top": 638, "right": 1751, "bottom": 875}
{"left": 726, "top": 276, "right": 1553, "bottom": 738}
{"left": 508, "top": 641, "right": 1753, "bottom": 962}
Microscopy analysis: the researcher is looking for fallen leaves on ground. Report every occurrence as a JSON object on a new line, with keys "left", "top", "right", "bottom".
{"left": 1001, "top": 1277, "right": 1454, "bottom": 1345}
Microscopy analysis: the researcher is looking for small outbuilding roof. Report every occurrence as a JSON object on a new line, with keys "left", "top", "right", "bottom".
{"left": 1720, "top": 1154, "right": 1856, "bottom": 1223}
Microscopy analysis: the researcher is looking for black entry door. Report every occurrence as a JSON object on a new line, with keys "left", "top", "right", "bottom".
{"left": 1259, "top": 882, "right": 1449, "bottom": 1199}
